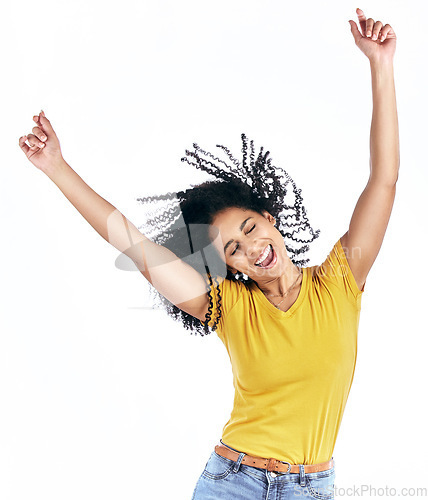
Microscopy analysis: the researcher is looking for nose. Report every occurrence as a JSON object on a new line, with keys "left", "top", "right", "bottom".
{"left": 248, "top": 244, "right": 262, "bottom": 261}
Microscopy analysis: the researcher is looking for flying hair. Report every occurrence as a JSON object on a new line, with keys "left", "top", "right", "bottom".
{"left": 135, "top": 133, "right": 320, "bottom": 336}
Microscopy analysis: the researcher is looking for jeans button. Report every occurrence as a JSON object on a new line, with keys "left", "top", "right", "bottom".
{"left": 270, "top": 471, "right": 278, "bottom": 477}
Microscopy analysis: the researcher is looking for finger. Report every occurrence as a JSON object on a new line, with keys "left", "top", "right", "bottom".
{"left": 380, "top": 24, "right": 394, "bottom": 41}
{"left": 37, "top": 112, "right": 56, "bottom": 137}
{"left": 371, "top": 21, "right": 383, "bottom": 40}
{"left": 31, "top": 126, "right": 48, "bottom": 142}
{"left": 349, "top": 20, "right": 363, "bottom": 43}
{"left": 366, "top": 18, "right": 374, "bottom": 37}
{"left": 26, "top": 133, "right": 45, "bottom": 149}
{"left": 356, "top": 8, "right": 367, "bottom": 34}
{"left": 33, "top": 111, "right": 50, "bottom": 135}
{"left": 33, "top": 112, "right": 47, "bottom": 133}
{"left": 19, "top": 135, "right": 30, "bottom": 155}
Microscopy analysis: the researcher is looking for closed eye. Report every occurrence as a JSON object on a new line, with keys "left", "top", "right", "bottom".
{"left": 231, "top": 224, "right": 256, "bottom": 256}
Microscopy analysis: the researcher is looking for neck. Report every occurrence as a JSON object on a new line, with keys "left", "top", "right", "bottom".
{"left": 256, "top": 264, "right": 302, "bottom": 297}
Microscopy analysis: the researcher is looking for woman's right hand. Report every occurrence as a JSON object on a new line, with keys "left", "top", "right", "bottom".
{"left": 19, "top": 110, "right": 65, "bottom": 174}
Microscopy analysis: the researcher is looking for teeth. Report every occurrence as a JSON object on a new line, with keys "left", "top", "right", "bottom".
{"left": 255, "top": 245, "right": 271, "bottom": 266}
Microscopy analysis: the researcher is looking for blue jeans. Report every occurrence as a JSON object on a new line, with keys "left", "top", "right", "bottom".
{"left": 191, "top": 441, "right": 335, "bottom": 499}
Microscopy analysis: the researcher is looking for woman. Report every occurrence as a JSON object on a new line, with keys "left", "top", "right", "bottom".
{"left": 19, "top": 8, "right": 399, "bottom": 499}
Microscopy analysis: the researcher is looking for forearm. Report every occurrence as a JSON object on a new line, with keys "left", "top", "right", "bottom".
{"left": 45, "top": 159, "right": 210, "bottom": 305}
{"left": 369, "top": 59, "right": 400, "bottom": 185}
{"left": 47, "top": 159, "right": 147, "bottom": 263}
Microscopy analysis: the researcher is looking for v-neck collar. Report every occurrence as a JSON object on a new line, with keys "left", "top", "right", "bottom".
{"left": 250, "top": 267, "right": 308, "bottom": 319}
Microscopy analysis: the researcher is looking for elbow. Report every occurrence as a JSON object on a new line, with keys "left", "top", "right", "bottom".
{"left": 369, "top": 164, "right": 400, "bottom": 187}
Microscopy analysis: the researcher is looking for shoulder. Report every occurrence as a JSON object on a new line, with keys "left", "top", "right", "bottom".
{"left": 201, "top": 277, "right": 249, "bottom": 329}
{"left": 211, "top": 276, "right": 249, "bottom": 302}
{"left": 312, "top": 237, "right": 365, "bottom": 301}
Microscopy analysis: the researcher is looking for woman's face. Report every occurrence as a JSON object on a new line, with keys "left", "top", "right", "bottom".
{"left": 209, "top": 207, "right": 293, "bottom": 282}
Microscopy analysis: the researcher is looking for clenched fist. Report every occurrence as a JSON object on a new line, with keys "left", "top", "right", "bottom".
{"left": 349, "top": 8, "right": 397, "bottom": 64}
{"left": 19, "top": 110, "right": 65, "bottom": 174}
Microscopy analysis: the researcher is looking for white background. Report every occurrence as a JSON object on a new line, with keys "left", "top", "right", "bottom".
{"left": 2, "top": 0, "right": 427, "bottom": 498}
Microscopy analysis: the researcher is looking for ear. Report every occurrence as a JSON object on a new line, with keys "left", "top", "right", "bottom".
{"left": 262, "top": 210, "right": 276, "bottom": 226}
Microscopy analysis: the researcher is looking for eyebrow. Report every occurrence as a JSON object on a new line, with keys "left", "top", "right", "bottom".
{"left": 224, "top": 217, "right": 254, "bottom": 254}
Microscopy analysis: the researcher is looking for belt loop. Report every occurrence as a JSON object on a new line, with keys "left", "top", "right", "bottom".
{"left": 233, "top": 452, "right": 246, "bottom": 473}
{"left": 299, "top": 464, "right": 306, "bottom": 486}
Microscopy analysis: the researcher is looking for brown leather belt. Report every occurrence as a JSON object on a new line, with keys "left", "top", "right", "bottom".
{"left": 215, "top": 444, "right": 334, "bottom": 474}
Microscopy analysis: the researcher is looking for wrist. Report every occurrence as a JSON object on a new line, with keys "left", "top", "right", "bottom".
{"left": 369, "top": 57, "right": 394, "bottom": 71}
{"left": 44, "top": 157, "right": 71, "bottom": 184}
{"left": 370, "top": 58, "right": 395, "bottom": 88}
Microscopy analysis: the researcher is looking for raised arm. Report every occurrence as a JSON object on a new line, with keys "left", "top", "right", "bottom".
{"left": 342, "top": 9, "right": 400, "bottom": 291}
{"left": 19, "top": 111, "right": 211, "bottom": 322}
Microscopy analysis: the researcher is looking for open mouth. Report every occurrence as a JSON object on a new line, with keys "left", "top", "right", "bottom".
{"left": 254, "top": 244, "right": 277, "bottom": 269}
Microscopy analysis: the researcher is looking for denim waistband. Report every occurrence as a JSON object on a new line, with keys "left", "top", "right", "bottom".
{"left": 215, "top": 440, "right": 335, "bottom": 488}
{"left": 219, "top": 439, "right": 242, "bottom": 454}
{"left": 217, "top": 439, "right": 334, "bottom": 473}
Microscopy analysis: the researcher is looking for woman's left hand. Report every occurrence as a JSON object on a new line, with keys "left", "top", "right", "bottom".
{"left": 349, "top": 8, "right": 396, "bottom": 64}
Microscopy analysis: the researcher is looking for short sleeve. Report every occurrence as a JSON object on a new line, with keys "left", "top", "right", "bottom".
{"left": 199, "top": 276, "right": 244, "bottom": 336}
{"left": 316, "top": 238, "right": 365, "bottom": 302}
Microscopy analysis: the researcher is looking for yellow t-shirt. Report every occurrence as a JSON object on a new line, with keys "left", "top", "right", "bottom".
{"left": 202, "top": 238, "right": 365, "bottom": 465}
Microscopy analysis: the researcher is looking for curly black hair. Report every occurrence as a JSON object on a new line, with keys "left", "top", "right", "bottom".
{"left": 135, "top": 133, "right": 320, "bottom": 336}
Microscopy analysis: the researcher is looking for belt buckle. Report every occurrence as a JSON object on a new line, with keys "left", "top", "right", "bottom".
{"left": 267, "top": 458, "right": 291, "bottom": 473}
{"left": 279, "top": 460, "right": 291, "bottom": 473}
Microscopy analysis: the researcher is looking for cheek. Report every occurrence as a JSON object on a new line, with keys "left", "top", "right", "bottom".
{"left": 230, "top": 254, "right": 251, "bottom": 272}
